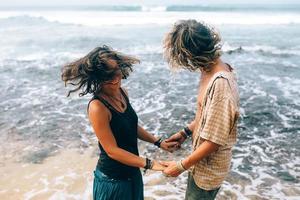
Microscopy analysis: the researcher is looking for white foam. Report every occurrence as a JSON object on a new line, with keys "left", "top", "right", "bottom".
{"left": 259, "top": 74, "right": 300, "bottom": 105}
{"left": 143, "top": 172, "right": 186, "bottom": 200}
{"left": 46, "top": 175, "right": 92, "bottom": 200}
{"left": 16, "top": 52, "right": 50, "bottom": 61}
{"left": 24, "top": 177, "right": 49, "bottom": 200}
{"left": 141, "top": 6, "right": 167, "bottom": 12}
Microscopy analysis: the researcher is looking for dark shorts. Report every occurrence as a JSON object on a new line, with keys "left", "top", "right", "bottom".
{"left": 93, "top": 168, "right": 143, "bottom": 200}
{"left": 185, "top": 173, "right": 220, "bottom": 200}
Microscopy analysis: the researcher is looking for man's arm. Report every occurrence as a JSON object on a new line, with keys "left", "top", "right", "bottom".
{"left": 161, "top": 140, "right": 219, "bottom": 177}
{"left": 182, "top": 140, "right": 219, "bottom": 169}
{"left": 165, "top": 120, "right": 196, "bottom": 145}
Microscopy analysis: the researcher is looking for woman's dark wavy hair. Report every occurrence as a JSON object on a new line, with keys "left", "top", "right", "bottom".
{"left": 163, "top": 20, "right": 222, "bottom": 72}
{"left": 61, "top": 45, "right": 140, "bottom": 97}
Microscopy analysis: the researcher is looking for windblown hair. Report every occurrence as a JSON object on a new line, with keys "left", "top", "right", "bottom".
{"left": 61, "top": 45, "right": 140, "bottom": 97}
{"left": 163, "top": 20, "right": 222, "bottom": 72}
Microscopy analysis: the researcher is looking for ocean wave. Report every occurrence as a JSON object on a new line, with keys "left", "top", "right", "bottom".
{"left": 223, "top": 43, "right": 300, "bottom": 56}
{"left": 141, "top": 6, "right": 167, "bottom": 12}
{"left": 1, "top": 11, "right": 300, "bottom": 26}
{"left": 0, "top": 15, "right": 66, "bottom": 27}
{"left": 166, "top": 4, "right": 300, "bottom": 12}
{"left": 241, "top": 45, "right": 300, "bottom": 56}
{"left": 124, "top": 43, "right": 300, "bottom": 57}
{"left": 1, "top": 42, "right": 299, "bottom": 67}
{"left": 1, "top": 4, "right": 300, "bottom": 13}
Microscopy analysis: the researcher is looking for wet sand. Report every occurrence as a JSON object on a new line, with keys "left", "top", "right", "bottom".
{"left": 0, "top": 145, "right": 188, "bottom": 200}
{"left": 1, "top": 145, "right": 299, "bottom": 200}
{"left": 0, "top": 148, "right": 95, "bottom": 200}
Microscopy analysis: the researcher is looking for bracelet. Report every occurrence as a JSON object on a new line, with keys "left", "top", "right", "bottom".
{"left": 183, "top": 126, "right": 193, "bottom": 137}
{"left": 176, "top": 160, "right": 187, "bottom": 173}
{"left": 144, "top": 158, "right": 153, "bottom": 169}
{"left": 144, "top": 158, "right": 153, "bottom": 173}
{"left": 154, "top": 137, "right": 163, "bottom": 148}
{"left": 144, "top": 158, "right": 152, "bottom": 169}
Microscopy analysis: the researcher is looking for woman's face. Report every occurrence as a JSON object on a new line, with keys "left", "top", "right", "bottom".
{"left": 101, "top": 59, "right": 122, "bottom": 91}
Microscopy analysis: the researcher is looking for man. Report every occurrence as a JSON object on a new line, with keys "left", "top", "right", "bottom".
{"left": 161, "top": 20, "right": 240, "bottom": 200}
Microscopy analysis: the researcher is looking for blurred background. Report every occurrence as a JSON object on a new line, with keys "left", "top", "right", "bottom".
{"left": 0, "top": 0, "right": 299, "bottom": 199}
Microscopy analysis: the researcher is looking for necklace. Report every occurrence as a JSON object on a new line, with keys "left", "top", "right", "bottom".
{"left": 100, "top": 92, "right": 126, "bottom": 113}
{"left": 109, "top": 93, "right": 126, "bottom": 109}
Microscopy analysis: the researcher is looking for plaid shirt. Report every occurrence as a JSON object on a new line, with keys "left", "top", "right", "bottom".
{"left": 190, "top": 71, "right": 240, "bottom": 190}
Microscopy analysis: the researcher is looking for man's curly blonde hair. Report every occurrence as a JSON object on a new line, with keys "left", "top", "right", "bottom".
{"left": 163, "top": 20, "right": 222, "bottom": 72}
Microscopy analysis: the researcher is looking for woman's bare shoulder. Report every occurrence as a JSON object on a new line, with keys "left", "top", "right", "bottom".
{"left": 88, "top": 99, "right": 111, "bottom": 120}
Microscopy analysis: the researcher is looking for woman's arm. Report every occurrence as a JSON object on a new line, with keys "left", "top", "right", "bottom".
{"left": 88, "top": 100, "right": 164, "bottom": 170}
{"left": 137, "top": 125, "right": 157, "bottom": 143}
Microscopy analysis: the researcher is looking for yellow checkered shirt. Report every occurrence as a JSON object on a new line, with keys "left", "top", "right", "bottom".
{"left": 190, "top": 71, "right": 240, "bottom": 190}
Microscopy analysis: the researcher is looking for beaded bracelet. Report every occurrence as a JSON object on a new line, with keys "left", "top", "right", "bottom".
{"left": 176, "top": 160, "right": 187, "bottom": 173}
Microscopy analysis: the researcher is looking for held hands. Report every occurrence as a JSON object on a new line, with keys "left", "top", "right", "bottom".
{"left": 164, "top": 131, "right": 187, "bottom": 148}
{"left": 151, "top": 160, "right": 167, "bottom": 171}
{"left": 160, "top": 139, "right": 180, "bottom": 152}
{"left": 144, "top": 158, "right": 167, "bottom": 172}
{"left": 150, "top": 129, "right": 190, "bottom": 174}
{"left": 148, "top": 160, "right": 186, "bottom": 176}
{"left": 156, "top": 128, "right": 190, "bottom": 152}
{"left": 157, "top": 130, "right": 188, "bottom": 153}
{"left": 160, "top": 161, "right": 185, "bottom": 177}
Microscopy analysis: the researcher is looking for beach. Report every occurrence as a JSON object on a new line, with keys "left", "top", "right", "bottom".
{"left": 0, "top": 3, "right": 300, "bottom": 200}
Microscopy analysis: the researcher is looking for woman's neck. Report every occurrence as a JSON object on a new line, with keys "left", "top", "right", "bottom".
{"left": 99, "top": 88, "right": 120, "bottom": 98}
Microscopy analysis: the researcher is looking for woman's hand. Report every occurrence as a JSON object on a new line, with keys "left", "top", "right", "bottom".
{"left": 151, "top": 160, "right": 167, "bottom": 171}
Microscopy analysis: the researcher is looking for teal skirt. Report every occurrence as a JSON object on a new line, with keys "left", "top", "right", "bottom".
{"left": 93, "top": 168, "right": 144, "bottom": 200}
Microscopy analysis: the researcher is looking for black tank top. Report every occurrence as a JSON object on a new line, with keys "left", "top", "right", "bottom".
{"left": 88, "top": 88, "right": 140, "bottom": 180}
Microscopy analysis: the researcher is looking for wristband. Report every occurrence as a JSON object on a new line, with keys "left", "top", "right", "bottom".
{"left": 144, "top": 158, "right": 152, "bottom": 169}
{"left": 154, "top": 137, "right": 163, "bottom": 148}
{"left": 144, "top": 158, "right": 153, "bottom": 173}
{"left": 176, "top": 160, "right": 187, "bottom": 172}
{"left": 183, "top": 126, "right": 193, "bottom": 137}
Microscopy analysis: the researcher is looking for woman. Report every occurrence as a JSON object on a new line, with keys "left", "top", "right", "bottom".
{"left": 61, "top": 45, "right": 178, "bottom": 200}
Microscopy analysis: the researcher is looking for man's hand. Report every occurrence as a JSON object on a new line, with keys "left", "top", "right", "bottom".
{"left": 160, "top": 161, "right": 184, "bottom": 177}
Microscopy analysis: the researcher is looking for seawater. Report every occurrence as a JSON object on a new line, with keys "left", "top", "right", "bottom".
{"left": 0, "top": 4, "right": 299, "bottom": 200}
